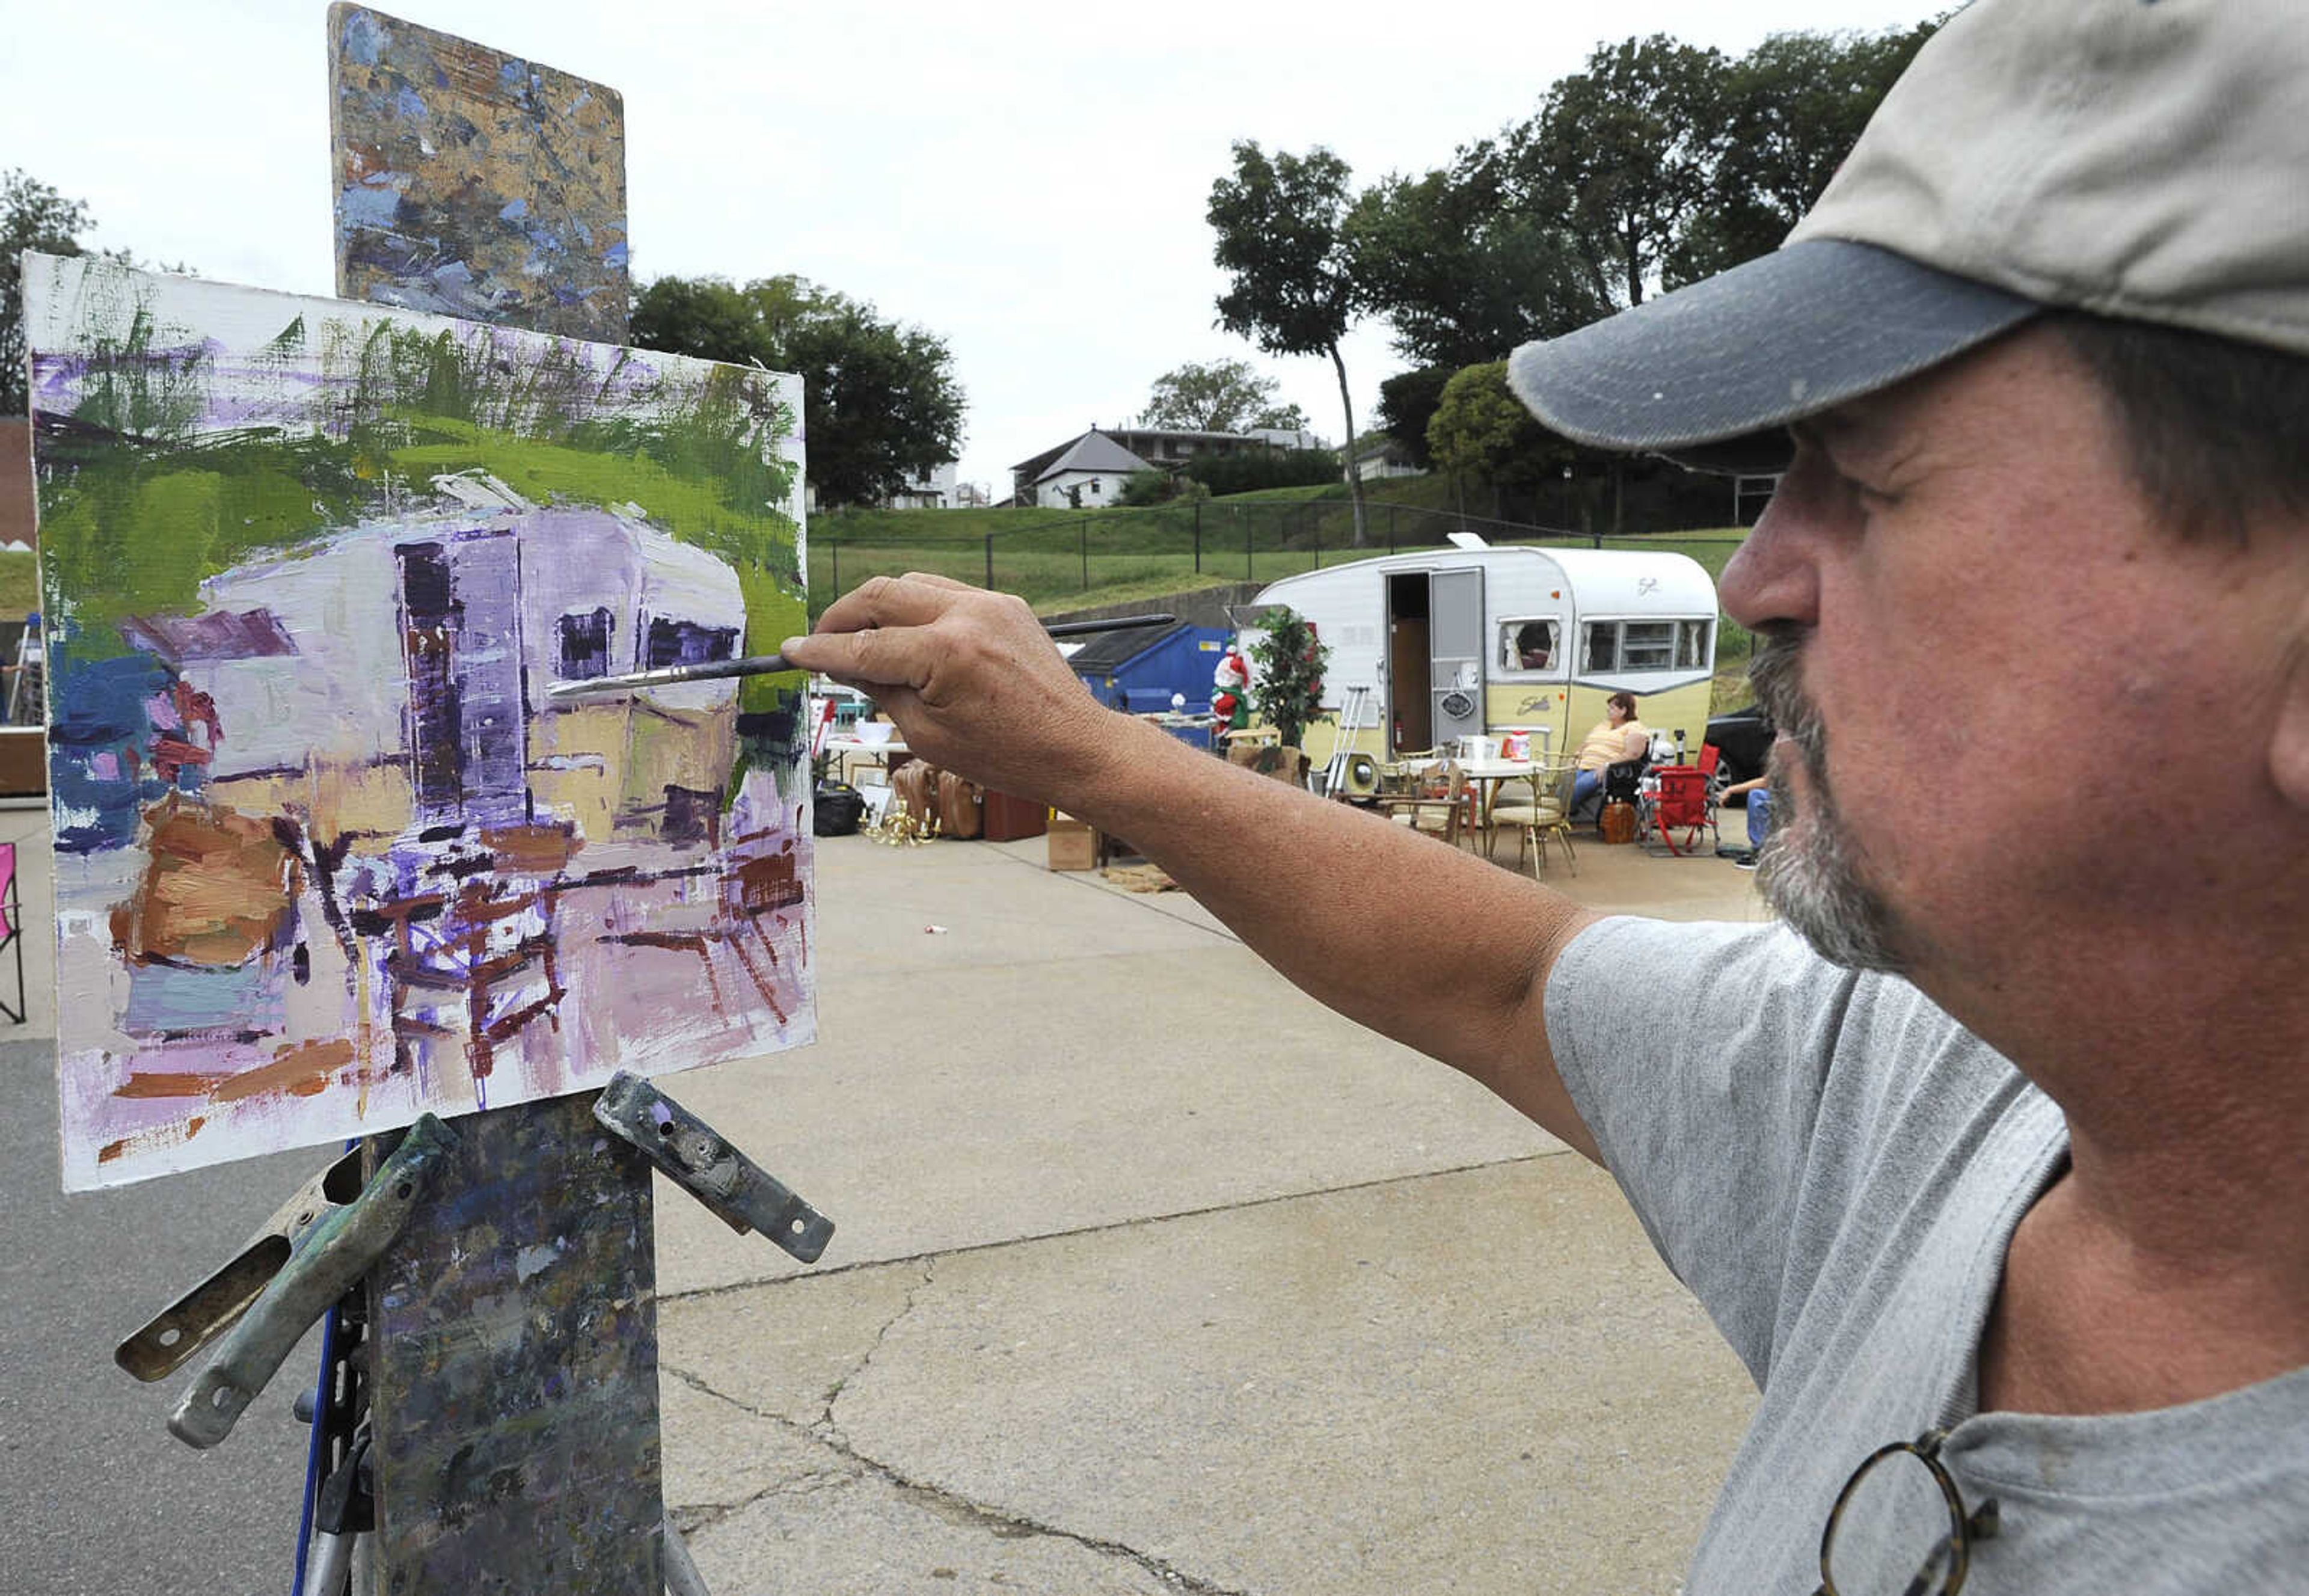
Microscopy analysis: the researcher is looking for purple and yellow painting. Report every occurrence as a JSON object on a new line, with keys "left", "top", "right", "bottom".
{"left": 25, "top": 254, "right": 814, "bottom": 1190}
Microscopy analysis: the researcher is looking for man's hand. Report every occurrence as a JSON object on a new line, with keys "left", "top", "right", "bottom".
{"left": 780, "top": 574, "right": 1126, "bottom": 808}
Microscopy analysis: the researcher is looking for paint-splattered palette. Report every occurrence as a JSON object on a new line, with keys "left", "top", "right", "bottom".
{"left": 331, "top": 3, "right": 630, "bottom": 343}
{"left": 25, "top": 254, "right": 814, "bottom": 1189}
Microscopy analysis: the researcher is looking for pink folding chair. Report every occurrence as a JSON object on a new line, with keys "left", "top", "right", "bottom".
{"left": 0, "top": 842, "right": 22, "bottom": 1025}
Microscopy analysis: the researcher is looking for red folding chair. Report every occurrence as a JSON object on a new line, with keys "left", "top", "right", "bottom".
{"left": 1643, "top": 765, "right": 1715, "bottom": 856}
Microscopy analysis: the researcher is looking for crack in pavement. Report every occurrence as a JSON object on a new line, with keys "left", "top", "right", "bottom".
{"left": 817, "top": 1258, "right": 936, "bottom": 1444}
{"left": 665, "top": 1324, "right": 1253, "bottom": 1596}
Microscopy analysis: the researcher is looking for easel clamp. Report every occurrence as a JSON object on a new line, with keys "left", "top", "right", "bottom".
{"left": 114, "top": 1115, "right": 458, "bottom": 1450}
{"left": 117, "top": 1146, "right": 367, "bottom": 1384}
{"left": 593, "top": 1071, "right": 834, "bottom": 1263}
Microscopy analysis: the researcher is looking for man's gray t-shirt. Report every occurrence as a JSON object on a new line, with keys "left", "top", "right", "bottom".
{"left": 1545, "top": 916, "right": 2309, "bottom": 1594}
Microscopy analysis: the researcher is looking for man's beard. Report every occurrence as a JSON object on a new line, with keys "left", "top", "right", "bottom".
{"left": 1746, "top": 630, "right": 1907, "bottom": 972}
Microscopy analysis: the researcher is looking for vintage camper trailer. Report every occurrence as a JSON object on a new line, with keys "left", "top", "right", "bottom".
{"left": 1242, "top": 545, "right": 1720, "bottom": 761}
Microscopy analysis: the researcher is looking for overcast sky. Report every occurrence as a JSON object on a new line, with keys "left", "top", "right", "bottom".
{"left": 3, "top": 0, "right": 1936, "bottom": 497}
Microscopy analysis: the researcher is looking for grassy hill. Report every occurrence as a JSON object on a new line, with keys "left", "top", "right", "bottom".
{"left": 0, "top": 553, "right": 36, "bottom": 616}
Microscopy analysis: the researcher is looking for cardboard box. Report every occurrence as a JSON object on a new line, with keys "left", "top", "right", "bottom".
{"left": 1046, "top": 810, "right": 1097, "bottom": 871}
{"left": 0, "top": 728, "right": 45, "bottom": 796}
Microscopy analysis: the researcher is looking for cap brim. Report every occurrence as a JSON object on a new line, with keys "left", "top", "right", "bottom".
{"left": 1507, "top": 240, "right": 2038, "bottom": 470}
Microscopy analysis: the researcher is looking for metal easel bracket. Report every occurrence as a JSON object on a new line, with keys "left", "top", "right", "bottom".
{"left": 592, "top": 1072, "right": 833, "bottom": 1263}
{"left": 117, "top": 1147, "right": 366, "bottom": 1383}
{"left": 153, "top": 1114, "right": 457, "bottom": 1449}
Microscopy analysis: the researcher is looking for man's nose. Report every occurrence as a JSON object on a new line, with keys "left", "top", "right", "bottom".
{"left": 1719, "top": 487, "right": 1823, "bottom": 634}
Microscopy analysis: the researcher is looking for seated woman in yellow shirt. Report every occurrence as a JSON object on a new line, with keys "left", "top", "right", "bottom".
{"left": 1570, "top": 692, "right": 1648, "bottom": 815}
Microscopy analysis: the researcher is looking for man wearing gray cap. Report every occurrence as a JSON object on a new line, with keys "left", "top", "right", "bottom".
{"left": 785, "top": 0, "right": 2308, "bottom": 1587}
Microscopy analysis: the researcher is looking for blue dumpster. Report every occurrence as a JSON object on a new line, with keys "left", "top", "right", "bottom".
{"left": 1069, "top": 624, "right": 1227, "bottom": 716}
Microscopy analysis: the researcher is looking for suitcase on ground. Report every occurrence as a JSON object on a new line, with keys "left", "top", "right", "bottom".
{"left": 937, "top": 770, "right": 983, "bottom": 839}
{"left": 812, "top": 781, "right": 866, "bottom": 836}
{"left": 1600, "top": 799, "right": 1637, "bottom": 845}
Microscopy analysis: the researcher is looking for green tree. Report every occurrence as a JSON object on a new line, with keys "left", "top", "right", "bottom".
{"left": 1248, "top": 606, "right": 1331, "bottom": 750}
{"left": 1671, "top": 23, "right": 1940, "bottom": 284}
{"left": 1207, "top": 141, "right": 1372, "bottom": 544}
{"left": 1515, "top": 35, "right": 1729, "bottom": 307}
{"left": 1138, "top": 358, "right": 1306, "bottom": 432}
{"left": 631, "top": 273, "right": 965, "bottom": 509}
{"left": 1348, "top": 151, "right": 1609, "bottom": 370}
{"left": 2, "top": 170, "right": 126, "bottom": 414}
{"left": 1115, "top": 468, "right": 1210, "bottom": 508}
{"left": 1426, "top": 361, "right": 1578, "bottom": 522}
{"left": 1376, "top": 366, "right": 1453, "bottom": 469}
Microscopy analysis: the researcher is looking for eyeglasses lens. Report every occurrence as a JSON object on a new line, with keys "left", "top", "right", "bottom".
{"left": 1824, "top": 1447, "right": 1964, "bottom": 1596}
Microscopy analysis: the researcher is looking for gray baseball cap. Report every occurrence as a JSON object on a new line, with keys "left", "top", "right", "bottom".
{"left": 1507, "top": 0, "right": 2309, "bottom": 464}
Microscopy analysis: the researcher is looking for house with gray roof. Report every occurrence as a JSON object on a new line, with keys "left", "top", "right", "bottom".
{"left": 1010, "top": 423, "right": 1329, "bottom": 507}
{"left": 1018, "top": 430, "right": 1154, "bottom": 508}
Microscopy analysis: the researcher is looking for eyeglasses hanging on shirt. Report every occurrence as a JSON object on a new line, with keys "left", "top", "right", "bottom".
{"left": 1812, "top": 1429, "right": 2001, "bottom": 1596}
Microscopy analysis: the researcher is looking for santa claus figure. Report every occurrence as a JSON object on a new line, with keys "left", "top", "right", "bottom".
{"left": 1212, "top": 644, "right": 1251, "bottom": 732}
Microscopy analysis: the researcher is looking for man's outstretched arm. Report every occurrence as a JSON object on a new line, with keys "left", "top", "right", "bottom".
{"left": 782, "top": 575, "right": 1605, "bottom": 1163}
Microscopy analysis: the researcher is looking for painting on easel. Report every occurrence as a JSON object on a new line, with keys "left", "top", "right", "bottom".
{"left": 25, "top": 254, "right": 815, "bottom": 1190}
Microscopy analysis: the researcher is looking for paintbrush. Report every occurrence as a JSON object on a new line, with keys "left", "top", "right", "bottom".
{"left": 545, "top": 613, "right": 1178, "bottom": 701}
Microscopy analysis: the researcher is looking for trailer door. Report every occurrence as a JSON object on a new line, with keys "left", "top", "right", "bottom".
{"left": 1429, "top": 565, "right": 1485, "bottom": 749}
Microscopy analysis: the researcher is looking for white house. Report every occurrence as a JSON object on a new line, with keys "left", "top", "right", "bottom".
{"left": 1349, "top": 437, "right": 1426, "bottom": 482}
{"left": 883, "top": 460, "right": 960, "bottom": 510}
{"left": 1009, "top": 425, "right": 1332, "bottom": 506}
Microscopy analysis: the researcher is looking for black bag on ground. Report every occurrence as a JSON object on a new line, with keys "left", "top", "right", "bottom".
{"left": 813, "top": 781, "right": 866, "bottom": 836}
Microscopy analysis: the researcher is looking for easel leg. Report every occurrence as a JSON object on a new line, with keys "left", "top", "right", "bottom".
{"left": 662, "top": 1515, "right": 713, "bottom": 1596}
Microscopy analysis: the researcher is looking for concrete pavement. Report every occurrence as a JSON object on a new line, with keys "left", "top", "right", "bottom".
{"left": 654, "top": 815, "right": 1773, "bottom": 1595}
{"left": 1, "top": 796, "right": 1776, "bottom": 1594}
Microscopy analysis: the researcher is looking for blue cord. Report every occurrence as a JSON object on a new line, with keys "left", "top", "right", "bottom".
{"left": 289, "top": 1302, "right": 337, "bottom": 1596}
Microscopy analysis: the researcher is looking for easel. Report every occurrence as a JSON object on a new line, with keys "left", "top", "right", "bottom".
{"left": 112, "top": 11, "right": 829, "bottom": 1592}
{"left": 6, "top": 615, "right": 44, "bottom": 726}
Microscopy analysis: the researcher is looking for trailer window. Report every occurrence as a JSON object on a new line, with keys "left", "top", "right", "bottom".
{"left": 1581, "top": 618, "right": 1710, "bottom": 673}
{"left": 556, "top": 607, "right": 613, "bottom": 680}
{"left": 1676, "top": 619, "right": 1713, "bottom": 670}
{"left": 1582, "top": 622, "right": 1616, "bottom": 672}
{"left": 1499, "top": 618, "right": 1558, "bottom": 673}
{"left": 1620, "top": 622, "right": 1675, "bottom": 669}
{"left": 645, "top": 618, "right": 740, "bottom": 670}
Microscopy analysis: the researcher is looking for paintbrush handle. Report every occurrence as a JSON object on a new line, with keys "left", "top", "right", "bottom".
{"left": 1045, "top": 613, "right": 1173, "bottom": 637}
{"left": 546, "top": 654, "right": 789, "bottom": 699}
{"left": 547, "top": 614, "right": 1177, "bottom": 699}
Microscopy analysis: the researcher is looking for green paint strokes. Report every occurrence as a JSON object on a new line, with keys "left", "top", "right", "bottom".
{"left": 34, "top": 280, "right": 804, "bottom": 708}
{"left": 37, "top": 431, "right": 394, "bottom": 660}
{"left": 33, "top": 268, "right": 810, "bottom": 795}
{"left": 69, "top": 305, "right": 208, "bottom": 444}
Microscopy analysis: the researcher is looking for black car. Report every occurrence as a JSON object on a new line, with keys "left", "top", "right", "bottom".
{"left": 1704, "top": 705, "right": 1776, "bottom": 788}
